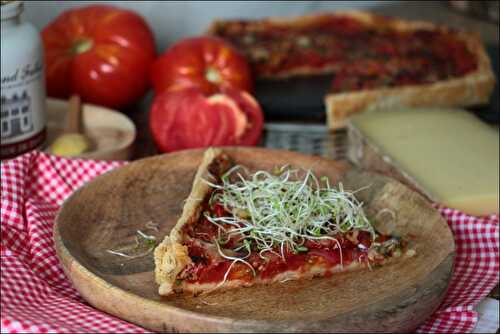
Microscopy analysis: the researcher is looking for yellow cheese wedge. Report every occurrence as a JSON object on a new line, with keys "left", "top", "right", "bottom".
{"left": 348, "top": 108, "right": 499, "bottom": 216}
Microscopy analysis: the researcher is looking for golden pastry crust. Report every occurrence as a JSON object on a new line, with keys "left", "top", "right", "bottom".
{"left": 325, "top": 69, "right": 494, "bottom": 129}
{"left": 154, "top": 148, "right": 222, "bottom": 296}
{"left": 207, "top": 11, "right": 495, "bottom": 129}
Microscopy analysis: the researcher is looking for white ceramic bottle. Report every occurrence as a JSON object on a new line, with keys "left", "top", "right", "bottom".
{"left": 1, "top": 0, "right": 46, "bottom": 159}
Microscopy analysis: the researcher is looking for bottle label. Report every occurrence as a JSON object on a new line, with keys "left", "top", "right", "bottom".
{"left": 1, "top": 56, "right": 47, "bottom": 159}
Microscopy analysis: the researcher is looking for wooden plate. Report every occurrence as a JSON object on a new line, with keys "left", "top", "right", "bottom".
{"left": 54, "top": 147, "right": 455, "bottom": 333}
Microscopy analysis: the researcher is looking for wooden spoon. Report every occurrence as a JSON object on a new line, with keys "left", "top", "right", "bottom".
{"left": 49, "top": 95, "right": 93, "bottom": 157}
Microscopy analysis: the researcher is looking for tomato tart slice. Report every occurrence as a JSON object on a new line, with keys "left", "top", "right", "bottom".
{"left": 154, "top": 148, "right": 415, "bottom": 296}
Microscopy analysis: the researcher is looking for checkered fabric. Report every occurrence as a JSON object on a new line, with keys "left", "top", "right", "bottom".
{"left": 1, "top": 151, "right": 498, "bottom": 333}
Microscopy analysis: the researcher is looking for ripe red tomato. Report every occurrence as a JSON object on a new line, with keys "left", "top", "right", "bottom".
{"left": 149, "top": 87, "right": 263, "bottom": 153}
{"left": 42, "top": 5, "right": 156, "bottom": 109}
{"left": 151, "top": 37, "right": 253, "bottom": 95}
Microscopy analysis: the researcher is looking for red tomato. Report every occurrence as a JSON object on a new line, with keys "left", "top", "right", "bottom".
{"left": 42, "top": 5, "right": 156, "bottom": 108}
{"left": 151, "top": 37, "right": 253, "bottom": 95}
{"left": 149, "top": 87, "right": 263, "bottom": 153}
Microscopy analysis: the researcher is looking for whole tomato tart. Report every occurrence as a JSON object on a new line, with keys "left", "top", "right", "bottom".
{"left": 207, "top": 12, "right": 495, "bottom": 128}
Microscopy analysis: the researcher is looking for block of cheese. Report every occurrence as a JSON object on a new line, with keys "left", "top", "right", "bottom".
{"left": 348, "top": 108, "right": 499, "bottom": 216}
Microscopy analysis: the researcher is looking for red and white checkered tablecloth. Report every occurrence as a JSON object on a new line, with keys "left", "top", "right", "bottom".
{"left": 1, "top": 151, "right": 499, "bottom": 333}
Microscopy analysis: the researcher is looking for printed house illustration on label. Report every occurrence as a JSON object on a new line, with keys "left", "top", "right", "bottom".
{"left": 1, "top": 91, "right": 34, "bottom": 140}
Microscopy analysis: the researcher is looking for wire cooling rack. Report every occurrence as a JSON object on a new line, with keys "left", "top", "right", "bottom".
{"left": 262, "top": 122, "right": 347, "bottom": 160}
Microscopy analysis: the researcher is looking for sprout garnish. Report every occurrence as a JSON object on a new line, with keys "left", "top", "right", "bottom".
{"left": 106, "top": 229, "right": 158, "bottom": 259}
{"left": 203, "top": 165, "right": 375, "bottom": 265}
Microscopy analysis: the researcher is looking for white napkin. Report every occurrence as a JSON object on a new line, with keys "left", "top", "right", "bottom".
{"left": 472, "top": 298, "right": 499, "bottom": 333}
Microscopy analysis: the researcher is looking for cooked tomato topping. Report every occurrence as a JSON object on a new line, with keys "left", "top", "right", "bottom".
{"left": 260, "top": 253, "right": 307, "bottom": 279}
{"left": 189, "top": 217, "right": 219, "bottom": 242}
{"left": 213, "top": 202, "right": 227, "bottom": 217}
{"left": 308, "top": 249, "right": 341, "bottom": 265}
{"left": 178, "top": 187, "right": 405, "bottom": 285}
{"left": 208, "top": 155, "right": 234, "bottom": 181}
{"left": 196, "top": 261, "right": 231, "bottom": 283}
{"left": 213, "top": 15, "right": 477, "bottom": 91}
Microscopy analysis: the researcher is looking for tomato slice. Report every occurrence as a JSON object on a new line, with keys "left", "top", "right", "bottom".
{"left": 149, "top": 87, "right": 264, "bottom": 153}
{"left": 220, "top": 88, "right": 264, "bottom": 146}
{"left": 206, "top": 94, "right": 247, "bottom": 146}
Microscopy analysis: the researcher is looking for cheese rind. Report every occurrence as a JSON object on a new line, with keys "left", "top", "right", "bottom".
{"left": 348, "top": 108, "right": 499, "bottom": 216}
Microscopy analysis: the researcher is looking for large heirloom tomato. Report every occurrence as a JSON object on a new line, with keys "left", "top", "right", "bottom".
{"left": 149, "top": 87, "right": 263, "bottom": 153}
{"left": 42, "top": 5, "right": 156, "bottom": 108}
{"left": 151, "top": 37, "right": 253, "bottom": 95}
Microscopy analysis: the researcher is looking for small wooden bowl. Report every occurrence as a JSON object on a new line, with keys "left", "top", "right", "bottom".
{"left": 45, "top": 98, "right": 136, "bottom": 160}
